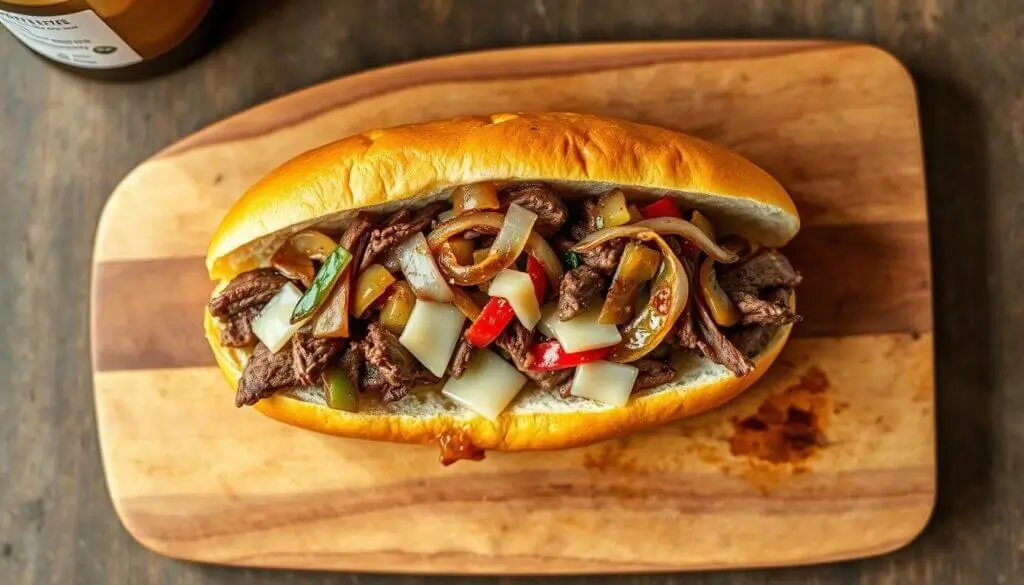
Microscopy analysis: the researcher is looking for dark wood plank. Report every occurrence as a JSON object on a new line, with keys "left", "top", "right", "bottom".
{"left": 1, "top": 1, "right": 1021, "bottom": 585}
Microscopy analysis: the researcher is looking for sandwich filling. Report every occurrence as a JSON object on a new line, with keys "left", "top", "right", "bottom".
{"left": 209, "top": 182, "right": 801, "bottom": 418}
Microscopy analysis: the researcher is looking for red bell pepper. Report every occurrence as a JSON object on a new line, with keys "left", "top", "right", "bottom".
{"left": 639, "top": 197, "right": 682, "bottom": 219}
{"left": 525, "top": 256, "right": 548, "bottom": 302}
{"left": 528, "top": 340, "right": 611, "bottom": 371}
{"left": 464, "top": 297, "right": 515, "bottom": 347}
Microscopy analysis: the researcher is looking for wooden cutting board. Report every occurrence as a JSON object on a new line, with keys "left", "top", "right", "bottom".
{"left": 90, "top": 41, "right": 935, "bottom": 574}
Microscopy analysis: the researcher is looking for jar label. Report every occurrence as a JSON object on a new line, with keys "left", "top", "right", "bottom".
{"left": 0, "top": 9, "right": 142, "bottom": 69}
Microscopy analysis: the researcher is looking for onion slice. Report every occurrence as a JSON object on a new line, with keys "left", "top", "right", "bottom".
{"left": 574, "top": 219, "right": 738, "bottom": 264}
{"left": 428, "top": 204, "right": 537, "bottom": 285}
{"left": 427, "top": 208, "right": 563, "bottom": 286}
{"left": 395, "top": 232, "right": 454, "bottom": 303}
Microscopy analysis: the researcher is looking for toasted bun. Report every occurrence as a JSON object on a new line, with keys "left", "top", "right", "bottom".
{"left": 206, "top": 113, "right": 799, "bottom": 280}
{"left": 204, "top": 112, "right": 801, "bottom": 451}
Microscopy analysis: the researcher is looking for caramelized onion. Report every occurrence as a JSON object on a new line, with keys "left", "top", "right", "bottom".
{"left": 578, "top": 218, "right": 738, "bottom": 264}
{"left": 428, "top": 204, "right": 536, "bottom": 286}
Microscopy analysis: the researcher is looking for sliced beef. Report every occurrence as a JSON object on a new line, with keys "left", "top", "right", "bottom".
{"left": 447, "top": 338, "right": 474, "bottom": 379}
{"left": 633, "top": 359, "right": 676, "bottom": 391}
{"left": 671, "top": 300, "right": 701, "bottom": 350}
{"left": 495, "top": 321, "right": 535, "bottom": 370}
{"left": 731, "top": 290, "right": 800, "bottom": 326}
{"left": 580, "top": 238, "right": 626, "bottom": 274}
{"left": 335, "top": 213, "right": 373, "bottom": 272}
{"left": 362, "top": 322, "right": 434, "bottom": 402}
{"left": 235, "top": 343, "right": 299, "bottom": 407}
{"left": 719, "top": 249, "right": 802, "bottom": 296}
{"left": 557, "top": 266, "right": 607, "bottom": 321}
{"left": 694, "top": 296, "right": 754, "bottom": 377}
{"left": 338, "top": 342, "right": 365, "bottom": 390}
{"left": 556, "top": 373, "right": 576, "bottom": 397}
{"left": 291, "top": 330, "right": 344, "bottom": 386}
{"left": 569, "top": 198, "right": 600, "bottom": 241}
{"left": 220, "top": 305, "right": 261, "bottom": 348}
{"left": 209, "top": 268, "right": 289, "bottom": 320}
{"left": 361, "top": 216, "right": 431, "bottom": 270}
{"left": 502, "top": 183, "right": 568, "bottom": 236}
{"left": 728, "top": 326, "right": 776, "bottom": 358}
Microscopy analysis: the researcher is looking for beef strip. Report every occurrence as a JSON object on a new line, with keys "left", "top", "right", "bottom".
{"left": 694, "top": 296, "right": 754, "bottom": 377}
{"left": 718, "top": 249, "right": 802, "bottom": 295}
{"left": 209, "top": 268, "right": 290, "bottom": 320}
{"left": 235, "top": 343, "right": 299, "bottom": 407}
{"left": 220, "top": 305, "right": 261, "bottom": 347}
{"left": 581, "top": 238, "right": 626, "bottom": 274}
{"left": 338, "top": 342, "right": 365, "bottom": 390}
{"left": 362, "top": 322, "right": 434, "bottom": 401}
{"left": 731, "top": 290, "right": 800, "bottom": 326}
{"left": 557, "top": 266, "right": 607, "bottom": 321}
{"left": 501, "top": 183, "right": 568, "bottom": 236}
{"left": 495, "top": 321, "right": 535, "bottom": 370}
{"left": 447, "top": 338, "right": 474, "bottom": 379}
{"left": 360, "top": 217, "right": 430, "bottom": 270}
{"left": 633, "top": 359, "right": 676, "bottom": 391}
{"left": 670, "top": 300, "right": 701, "bottom": 350}
{"left": 728, "top": 326, "right": 776, "bottom": 358}
{"left": 569, "top": 199, "right": 600, "bottom": 241}
{"left": 292, "top": 330, "right": 344, "bottom": 386}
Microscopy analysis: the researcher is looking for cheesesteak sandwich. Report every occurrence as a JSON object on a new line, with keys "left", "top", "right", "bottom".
{"left": 204, "top": 113, "right": 802, "bottom": 461}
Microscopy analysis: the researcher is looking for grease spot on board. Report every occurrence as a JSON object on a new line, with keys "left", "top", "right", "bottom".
{"left": 730, "top": 367, "right": 829, "bottom": 464}
{"left": 583, "top": 437, "right": 637, "bottom": 473}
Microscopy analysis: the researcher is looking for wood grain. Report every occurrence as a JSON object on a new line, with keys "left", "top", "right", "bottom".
{"left": 89, "top": 41, "right": 935, "bottom": 574}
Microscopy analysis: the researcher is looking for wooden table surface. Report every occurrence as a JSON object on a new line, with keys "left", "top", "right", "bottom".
{"left": 0, "top": 1, "right": 1020, "bottom": 584}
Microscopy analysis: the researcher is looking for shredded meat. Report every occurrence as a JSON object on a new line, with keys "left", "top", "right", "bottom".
{"left": 502, "top": 183, "right": 568, "bottom": 236}
{"left": 360, "top": 210, "right": 425, "bottom": 271}
{"left": 362, "top": 322, "right": 434, "bottom": 401}
{"left": 220, "top": 305, "right": 260, "bottom": 348}
{"left": 209, "top": 268, "right": 289, "bottom": 320}
{"left": 731, "top": 290, "right": 800, "bottom": 326}
{"left": 694, "top": 296, "right": 754, "bottom": 377}
{"left": 580, "top": 238, "right": 626, "bottom": 274}
{"left": 719, "top": 249, "right": 802, "bottom": 295}
{"left": 557, "top": 266, "right": 607, "bottom": 321}
{"left": 235, "top": 343, "right": 299, "bottom": 407}
{"left": 447, "top": 338, "right": 474, "bottom": 379}
{"left": 556, "top": 373, "right": 576, "bottom": 397}
{"left": 633, "top": 359, "right": 676, "bottom": 391}
{"left": 728, "top": 326, "right": 776, "bottom": 358}
{"left": 291, "top": 330, "right": 344, "bottom": 386}
{"left": 569, "top": 199, "right": 600, "bottom": 241}
{"left": 338, "top": 342, "right": 365, "bottom": 390}
{"left": 495, "top": 321, "right": 535, "bottom": 370}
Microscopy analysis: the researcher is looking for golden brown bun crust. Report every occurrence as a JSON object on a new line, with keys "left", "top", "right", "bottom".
{"left": 205, "top": 305, "right": 794, "bottom": 451}
{"left": 206, "top": 113, "right": 799, "bottom": 279}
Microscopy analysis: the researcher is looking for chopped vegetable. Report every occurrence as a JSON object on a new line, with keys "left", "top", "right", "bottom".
{"left": 396, "top": 232, "right": 455, "bottom": 302}
{"left": 452, "top": 182, "right": 500, "bottom": 214}
{"left": 638, "top": 196, "right": 682, "bottom": 219}
{"left": 488, "top": 269, "right": 542, "bottom": 330}
{"left": 627, "top": 204, "right": 644, "bottom": 223}
{"left": 689, "top": 210, "right": 715, "bottom": 241}
{"left": 464, "top": 298, "right": 516, "bottom": 347}
{"left": 598, "top": 241, "right": 661, "bottom": 325}
{"left": 595, "top": 189, "right": 631, "bottom": 228}
{"left": 289, "top": 230, "right": 338, "bottom": 260}
{"left": 576, "top": 219, "right": 738, "bottom": 264}
{"left": 529, "top": 340, "right": 611, "bottom": 371}
{"left": 450, "top": 286, "right": 483, "bottom": 321}
{"left": 253, "top": 282, "right": 311, "bottom": 353}
{"left": 290, "top": 244, "right": 353, "bottom": 323}
{"left": 472, "top": 248, "right": 490, "bottom": 265}
{"left": 351, "top": 264, "right": 395, "bottom": 317}
{"left": 699, "top": 255, "right": 741, "bottom": 326}
{"left": 525, "top": 256, "right": 548, "bottom": 302}
{"left": 564, "top": 250, "right": 583, "bottom": 270}
{"left": 398, "top": 300, "right": 466, "bottom": 377}
{"left": 379, "top": 281, "right": 415, "bottom": 335}
{"left": 427, "top": 208, "right": 563, "bottom": 285}
{"left": 446, "top": 236, "right": 476, "bottom": 266}
{"left": 573, "top": 228, "right": 689, "bottom": 362}
{"left": 442, "top": 348, "right": 527, "bottom": 420}
{"left": 432, "top": 204, "right": 537, "bottom": 285}
{"left": 270, "top": 242, "right": 315, "bottom": 287}
{"left": 539, "top": 304, "right": 621, "bottom": 353}
{"left": 437, "top": 209, "right": 455, "bottom": 223}
{"left": 570, "top": 361, "right": 640, "bottom": 407}
{"left": 322, "top": 367, "right": 358, "bottom": 412}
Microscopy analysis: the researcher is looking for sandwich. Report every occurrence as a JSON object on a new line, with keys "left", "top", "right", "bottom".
{"left": 204, "top": 113, "right": 802, "bottom": 462}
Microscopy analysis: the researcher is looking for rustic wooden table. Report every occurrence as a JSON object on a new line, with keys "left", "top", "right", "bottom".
{"left": 1, "top": 1, "right": 1020, "bottom": 584}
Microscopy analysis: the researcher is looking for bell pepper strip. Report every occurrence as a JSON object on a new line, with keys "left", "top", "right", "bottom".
{"left": 598, "top": 241, "right": 661, "bottom": 325}
{"left": 525, "top": 255, "right": 548, "bottom": 302}
{"left": 638, "top": 197, "right": 682, "bottom": 219}
{"left": 528, "top": 340, "right": 611, "bottom": 371}
{"left": 464, "top": 297, "right": 516, "bottom": 347}
{"left": 290, "top": 244, "right": 352, "bottom": 323}
{"left": 322, "top": 367, "right": 358, "bottom": 412}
